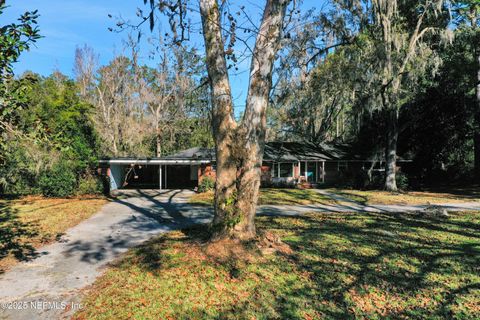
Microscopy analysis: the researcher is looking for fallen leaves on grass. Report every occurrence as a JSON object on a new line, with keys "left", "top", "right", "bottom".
{"left": 0, "top": 196, "right": 108, "bottom": 272}
{"left": 75, "top": 211, "right": 480, "bottom": 320}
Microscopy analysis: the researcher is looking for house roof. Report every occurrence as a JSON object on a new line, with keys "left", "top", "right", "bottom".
{"left": 163, "top": 147, "right": 215, "bottom": 160}
{"left": 161, "top": 142, "right": 349, "bottom": 162}
{"left": 263, "top": 141, "right": 350, "bottom": 162}
{"left": 99, "top": 141, "right": 411, "bottom": 165}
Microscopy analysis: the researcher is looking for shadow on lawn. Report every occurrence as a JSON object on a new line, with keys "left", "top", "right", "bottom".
{"left": 329, "top": 190, "right": 370, "bottom": 205}
{"left": 423, "top": 185, "right": 480, "bottom": 200}
{"left": 0, "top": 201, "right": 39, "bottom": 272}
{"left": 81, "top": 207, "right": 479, "bottom": 319}
{"left": 263, "top": 211, "right": 480, "bottom": 318}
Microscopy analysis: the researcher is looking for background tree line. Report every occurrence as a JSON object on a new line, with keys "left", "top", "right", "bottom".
{"left": 269, "top": 0, "right": 479, "bottom": 190}
{"left": 0, "top": 3, "right": 213, "bottom": 196}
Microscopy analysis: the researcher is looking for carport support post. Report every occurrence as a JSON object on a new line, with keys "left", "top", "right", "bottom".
{"left": 304, "top": 161, "right": 308, "bottom": 181}
{"left": 159, "top": 165, "right": 162, "bottom": 190}
{"left": 322, "top": 161, "right": 325, "bottom": 183}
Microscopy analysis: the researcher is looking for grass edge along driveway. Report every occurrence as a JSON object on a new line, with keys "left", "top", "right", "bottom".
{"left": 189, "top": 188, "right": 335, "bottom": 206}
{"left": 190, "top": 187, "right": 480, "bottom": 207}
{"left": 328, "top": 188, "right": 480, "bottom": 206}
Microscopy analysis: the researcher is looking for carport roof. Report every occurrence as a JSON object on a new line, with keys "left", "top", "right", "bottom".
{"left": 98, "top": 158, "right": 212, "bottom": 165}
{"left": 99, "top": 147, "right": 216, "bottom": 165}
{"left": 163, "top": 147, "right": 215, "bottom": 160}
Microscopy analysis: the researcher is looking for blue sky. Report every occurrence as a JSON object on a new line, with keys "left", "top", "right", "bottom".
{"left": 3, "top": 1, "right": 139, "bottom": 75}
{"left": 3, "top": 0, "right": 322, "bottom": 113}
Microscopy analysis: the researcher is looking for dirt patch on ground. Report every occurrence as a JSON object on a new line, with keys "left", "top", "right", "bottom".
{"left": 203, "top": 238, "right": 259, "bottom": 263}
{"left": 202, "top": 230, "right": 292, "bottom": 261}
{"left": 256, "top": 230, "right": 293, "bottom": 256}
{"left": 171, "top": 227, "right": 294, "bottom": 279}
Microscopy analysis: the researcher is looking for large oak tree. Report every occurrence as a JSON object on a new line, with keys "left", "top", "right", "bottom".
{"left": 200, "top": 0, "right": 289, "bottom": 239}
{"left": 131, "top": 0, "right": 291, "bottom": 240}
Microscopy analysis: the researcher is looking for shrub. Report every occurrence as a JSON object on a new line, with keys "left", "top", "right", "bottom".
{"left": 353, "top": 169, "right": 371, "bottom": 189}
{"left": 336, "top": 167, "right": 410, "bottom": 191}
{"left": 260, "top": 179, "right": 273, "bottom": 188}
{"left": 0, "top": 143, "right": 41, "bottom": 195}
{"left": 336, "top": 168, "right": 357, "bottom": 189}
{"left": 198, "top": 177, "right": 215, "bottom": 193}
{"left": 77, "top": 174, "right": 104, "bottom": 195}
{"left": 272, "top": 179, "right": 296, "bottom": 188}
{"left": 396, "top": 171, "right": 409, "bottom": 190}
{"left": 39, "top": 163, "right": 77, "bottom": 197}
{"left": 369, "top": 173, "right": 385, "bottom": 189}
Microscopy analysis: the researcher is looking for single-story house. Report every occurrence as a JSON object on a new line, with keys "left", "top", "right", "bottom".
{"left": 98, "top": 141, "right": 411, "bottom": 191}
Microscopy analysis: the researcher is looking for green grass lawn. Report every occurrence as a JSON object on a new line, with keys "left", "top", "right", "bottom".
{"left": 189, "top": 188, "right": 334, "bottom": 206}
{"left": 0, "top": 196, "right": 108, "bottom": 272}
{"left": 74, "top": 210, "right": 480, "bottom": 319}
{"left": 327, "top": 188, "right": 480, "bottom": 205}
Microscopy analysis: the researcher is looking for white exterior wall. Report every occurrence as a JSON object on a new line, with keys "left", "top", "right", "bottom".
{"left": 109, "top": 164, "right": 125, "bottom": 191}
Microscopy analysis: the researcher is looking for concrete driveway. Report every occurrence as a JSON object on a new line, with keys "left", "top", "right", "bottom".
{"left": 0, "top": 189, "right": 213, "bottom": 320}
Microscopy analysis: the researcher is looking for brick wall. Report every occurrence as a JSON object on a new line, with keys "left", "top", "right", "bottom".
{"left": 199, "top": 163, "right": 216, "bottom": 182}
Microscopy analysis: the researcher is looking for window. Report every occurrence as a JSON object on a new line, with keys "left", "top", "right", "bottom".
{"left": 300, "top": 161, "right": 318, "bottom": 182}
{"left": 279, "top": 163, "right": 293, "bottom": 177}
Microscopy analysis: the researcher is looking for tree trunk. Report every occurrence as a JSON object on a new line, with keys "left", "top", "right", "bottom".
{"left": 234, "top": 0, "right": 286, "bottom": 239}
{"left": 385, "top": 108, "right": 399, "bottom": 191}
{"left": 112, "top": 138, "right": 118, "bottom": 157}
{"left": 474, "top": 47, "right": 480, "bottom": 181}
{"left": 200, "top": 0, "right": 242, "bottom": 240}
{"left": 200, "top": 0, "right": 288, "bottom": 240}
{"left": 156, "top": 124, "right": 161, "bottom": 158}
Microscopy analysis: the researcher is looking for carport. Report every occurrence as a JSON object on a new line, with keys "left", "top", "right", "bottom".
{"left": 98, "top": 158, "right": 211, "bottom": 191}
